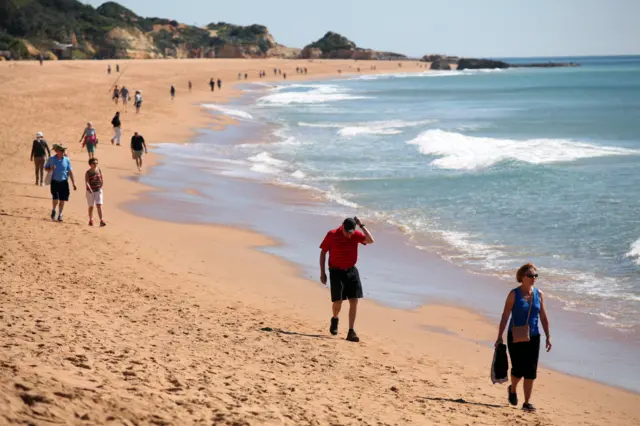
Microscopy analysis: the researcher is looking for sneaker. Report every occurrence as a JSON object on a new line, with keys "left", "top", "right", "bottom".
{"left": 522, "top": 403, "right": 536, "bottom": 412}
{"left": 89, "top": 219, "right": 94, "bottom": 226}
{"left": 508, "top": 385, "right": 518, "bottom": 406}
{"left": 330, "top": 317, "right": 339, "bottom": 335}
{"left": 100, "top": 220, "right": 106, "bottom": 227}
{"left": 57, "top": 215, "right": 63, "bottom": 222}
{"left": 51, "top": 209, "right": 56, "bottom": 220}
{"left": 346, "top": 329, "right": 360, "bottom": 343}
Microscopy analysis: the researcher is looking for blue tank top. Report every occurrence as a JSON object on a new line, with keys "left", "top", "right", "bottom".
{"left": 508, "top": 287, "right": 541, "bottom": 336}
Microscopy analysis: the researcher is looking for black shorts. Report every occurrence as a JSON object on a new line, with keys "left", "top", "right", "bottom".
{"left": 329, "top": 267, "right": 363, "bottom": 302}
{"left": 507, "top": 331, "right": 541, "bottom": 380}
{"left": 50, "top": 179, "right": 70, "bottom": 201}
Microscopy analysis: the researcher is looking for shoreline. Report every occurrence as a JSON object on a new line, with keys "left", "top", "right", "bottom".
{"left": 1, "top": 59, "right": 639, "bottom": 425}
{"left": 129, "top": 87, "right": 640, "bottom": 393}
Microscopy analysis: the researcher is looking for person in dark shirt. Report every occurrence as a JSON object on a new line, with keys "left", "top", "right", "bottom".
{"left": 112, "top": 85, "right": 119, "bottom": 105}
{"left": 189, "top": 80, "right": 192, "bottom": 92}
{"left": 30, "top": 132, "right": 51, "bottom": 186}
{"left": 120, "top": 86, "right": 129, "bottom": 107}
{"left": 217, "top": 78, "right": 222, "bottom": 90}
{"left": 111, "top": 112, "right": 122, "bottom": 146}
{"left": 170, "top": 85, "right": 176, "bottom": 100}
{"left": 209, "top": 78, "right": 215, "bottom": 92}
{"left": 130, "top": 131, "right": 148, "bottom": 172}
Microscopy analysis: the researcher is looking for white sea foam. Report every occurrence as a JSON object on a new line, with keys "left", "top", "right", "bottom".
{"left": 247, "top": 152, "right": 290, "bottom": 175}
{"left": 626, "top": 239, "right": 640, "bottom": 266}
{"left": 298, "top": 119, "right": 434, "bottom": 137}
{"left": 201, "top": 104, "right": 253, "bottom": 120}
{"left": 407, "top": 129, "right": 639, "bottom": 171}
{"left": 257, "top": 85, "right": 371, "bottom": 105}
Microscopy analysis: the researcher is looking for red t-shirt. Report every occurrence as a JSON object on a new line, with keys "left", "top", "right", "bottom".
{"left": 320, "top": 226, "right": 367, "bottom": 270}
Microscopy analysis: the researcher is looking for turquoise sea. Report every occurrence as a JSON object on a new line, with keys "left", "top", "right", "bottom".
{"left": 135, "top": 56, "right": 640, "bottom": 390}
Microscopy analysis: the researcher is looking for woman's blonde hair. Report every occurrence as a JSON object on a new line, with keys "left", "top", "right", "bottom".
{"left": 516, "top": 263, "right": 536, "bottom": 283}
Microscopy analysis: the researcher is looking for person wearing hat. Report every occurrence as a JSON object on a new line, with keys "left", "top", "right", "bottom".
{"left": 44, "top": 144, "right": 77, "bottom": 222}
{"left": 319, "top": 216, "right": 374, "bottom": 342}
{"left": 30, "top": 132, "right": 51, "bottom": 186}
{"left": 79, "top": 122, "right": 98, "bottom": 159}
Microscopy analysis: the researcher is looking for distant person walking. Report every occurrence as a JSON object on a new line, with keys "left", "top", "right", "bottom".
{"left": 39, "top": 54, "right": 44, "bottom": 66}
{"left": 30, "top": 132, "right": 51, "bottom": 186}
{"left": 116, "top": 64, "right": 120, "bottom": 73}
{"left": 107, "top": 65, "right": 111, "bottom": 75}
{"left": 130, "top": 131, "right": 148, "bottom": 171}
{"left": 217, "top": 78, "right": 222, "bottom": 90}
{"left": 112, "top": 85, "right": 120, "bottom": 105}
{"left": 496, "top": 263, "right": 552, "bottom": 412}
{"left": 120, "top": 86, "right": 129, "bottom": 107}
{"left": 79, "top": 122, "right": 98, "bottom": 159}
{"left": 85, "top": 157, "right": 106, "bottom": 227}
{"left": 319, "top": 217, "right": 374, "bottom": 342}
{"left": 134, "top": 90, "right": 142, "bottom": 114}
{"left": 110, "top": 112, "right": 122, "bottom": 146}
{"left": 189, "top": 80, "right": 193, "bottom": 92}
{"left": 209, "top": 78, "right": 215, "bottom": 92}
{"left": 44, "top": 144, "right": 77, "bottom": 222}
{"left": 170, "top": 85, "right": 176, "bottom": 100}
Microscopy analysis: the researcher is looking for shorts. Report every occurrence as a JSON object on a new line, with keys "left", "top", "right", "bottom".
{"left": 86, "top": 144, "right": 96, "bottom": 154}
{"left": 50, "top": 180, "right": 70, "bottom": 201}
{"left": 329, "top": 266, "right": 363, "bottom": 302}
{"left": 507, "top": 331, "right": 541, "bottom": 380}
{"left": 132, "top": 150, "right": 143, "bottom": 159}
{"left": 86, "top": 189, "right": 103, "bottom": 206}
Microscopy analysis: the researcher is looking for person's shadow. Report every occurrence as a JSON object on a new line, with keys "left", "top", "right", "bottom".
{"left": 260, "top": 327, "right": 330, "bottom": 340}
{"left": 418, "top": 396, "right": 503, "bottom": 409}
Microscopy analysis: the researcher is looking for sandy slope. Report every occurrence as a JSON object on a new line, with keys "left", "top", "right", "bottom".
{"left": 0, "top": 59, "right": 638, "bottom": 425}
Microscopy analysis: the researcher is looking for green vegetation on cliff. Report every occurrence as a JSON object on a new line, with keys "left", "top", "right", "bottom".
{"left": 0, "top": 0, "right": 279, "bottom": 59}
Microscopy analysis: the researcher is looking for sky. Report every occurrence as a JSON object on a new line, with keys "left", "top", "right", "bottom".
{"left": 84, "top": 0, "right": 640, "bottom": 58}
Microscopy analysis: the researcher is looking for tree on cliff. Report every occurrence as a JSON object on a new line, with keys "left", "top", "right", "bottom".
{"left": 306, "top": 31, "right": 357, "bottom": 55}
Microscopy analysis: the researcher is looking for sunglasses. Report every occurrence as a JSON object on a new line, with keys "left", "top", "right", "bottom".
{"left": 526, "top": 273, "right": 539, "bottom": 279}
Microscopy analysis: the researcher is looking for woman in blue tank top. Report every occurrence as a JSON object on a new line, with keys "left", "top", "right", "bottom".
{"left": 495, "top": 263, "right": 552, "bottom": 412}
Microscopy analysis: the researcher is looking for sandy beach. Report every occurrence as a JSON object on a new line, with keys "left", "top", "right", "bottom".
{"left": 1, "top": 58, "right": 639, "bottom": 425}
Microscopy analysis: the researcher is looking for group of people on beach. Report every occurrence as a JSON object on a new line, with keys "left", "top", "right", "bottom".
{"left": 113, "top": 85, "right": 143, "bottom": 113}
{"left": 30, "top": 86, "right": 148, "bottom": 226}
{"left": 321, "top": 216, "right": 551, "bottom": 411}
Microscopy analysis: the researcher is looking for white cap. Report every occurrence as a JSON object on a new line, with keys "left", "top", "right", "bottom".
{"left": 36, "top": 132, "right": 44, "bottom": 138}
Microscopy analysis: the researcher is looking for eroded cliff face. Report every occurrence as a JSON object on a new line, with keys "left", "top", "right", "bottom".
{"left": 106, "top": 27, "right": 160, "bottom": 59}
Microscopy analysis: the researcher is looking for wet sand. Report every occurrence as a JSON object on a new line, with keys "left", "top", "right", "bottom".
{"left": 1, "top": 59, "right": 639, "bottom": 425}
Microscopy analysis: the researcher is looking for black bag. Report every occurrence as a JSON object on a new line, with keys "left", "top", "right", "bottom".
{"left": 491, "top": 343, "right": 509, "bottom": 384}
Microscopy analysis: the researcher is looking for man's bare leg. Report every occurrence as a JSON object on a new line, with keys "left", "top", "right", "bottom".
{"left": 348, "top": 298, "right": 358, "bottom": 329}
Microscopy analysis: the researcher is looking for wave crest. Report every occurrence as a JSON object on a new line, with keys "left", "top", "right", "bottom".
{"left": 407, "top": 129, "right": 638, "bottom": 170}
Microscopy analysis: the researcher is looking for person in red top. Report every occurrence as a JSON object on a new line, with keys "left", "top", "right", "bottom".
{"left": 320, "top": 217, "right": 374, "bottom": 342}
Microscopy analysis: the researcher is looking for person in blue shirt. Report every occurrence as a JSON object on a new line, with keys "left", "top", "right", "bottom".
{"left": 496, "top": 263, "right": 552, "bottom": 412}
{"left": 44, "top": 144, "right": 77, "bottom": 222}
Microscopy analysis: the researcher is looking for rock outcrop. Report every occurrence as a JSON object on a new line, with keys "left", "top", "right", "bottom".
{"left": 457, "top": 57, "right": 580, "bottom": 70}
{"left": 457, "top": 58, "right": 510, "bottom": 70}
{"left": 430, "top": 59, "right": 451, "bottom": 70}
{"left": 302, "top": 31, "right": 406, "bottom": 60}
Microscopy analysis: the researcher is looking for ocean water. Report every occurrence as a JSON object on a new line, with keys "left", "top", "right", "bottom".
{"left": 196, "top": 56, "right": 640, "bottom": 333}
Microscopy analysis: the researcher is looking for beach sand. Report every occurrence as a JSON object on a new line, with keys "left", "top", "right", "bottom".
{"left": 0, "top": 59, "right": 638, "bottom": 425}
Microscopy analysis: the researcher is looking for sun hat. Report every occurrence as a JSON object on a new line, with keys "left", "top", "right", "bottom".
{"left": 53, "top": 143, "right": 67, "bottom": 151}
{"left": 36, "top": 132, "right": 44, "bottom": 138}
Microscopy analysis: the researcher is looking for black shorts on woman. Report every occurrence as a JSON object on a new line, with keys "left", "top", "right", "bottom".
{"left": 507, "top": 331, "right": 540, "bottom": 379}
{"left": 329, "top": 267, "right": 363, "bottom": 302}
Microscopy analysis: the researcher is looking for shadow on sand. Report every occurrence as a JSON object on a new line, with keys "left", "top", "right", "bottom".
{"left": 419, "top": 396, "right": 503, "bottom": 409}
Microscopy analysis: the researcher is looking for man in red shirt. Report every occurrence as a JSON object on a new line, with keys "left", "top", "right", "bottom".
{"left": 320, "top": 217, "right": 374, "bottom": 342}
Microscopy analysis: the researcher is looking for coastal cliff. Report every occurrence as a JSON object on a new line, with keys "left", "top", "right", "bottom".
{"left": 0, "top": 0, "right": 298, "bottom": 60}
